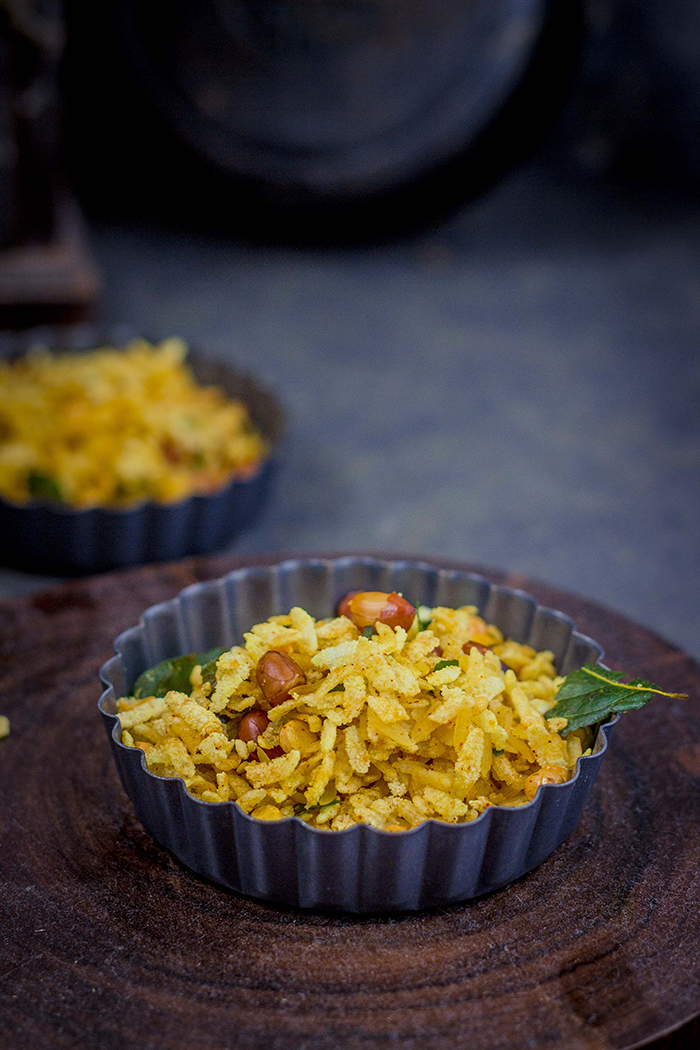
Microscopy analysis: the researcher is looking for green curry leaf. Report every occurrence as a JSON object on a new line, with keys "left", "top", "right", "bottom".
{"left": 132, "top": 646, "right": 226, "bottom": 699}
{"left": 545, "top": 664, "right": 687, "bottom": 735}
{"left": 293, "top": 799, "right": 340, "bottom": 819}
{"left": 27, "top": 471, "right": 62, "bottom": 502}
{"left": 434, "top": 658, "right": 459, "bottom": 672}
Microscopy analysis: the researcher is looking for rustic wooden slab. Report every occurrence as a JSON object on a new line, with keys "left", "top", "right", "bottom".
{"left": 0, "top": 197, "right": 100, "bottom": 323}
{"left": 1, "top": 553, "right": 698, "bottom": 1050}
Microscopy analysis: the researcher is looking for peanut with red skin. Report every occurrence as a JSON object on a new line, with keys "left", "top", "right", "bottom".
{"left": 463, "top": 642, "right": 489, "bottom": 656}
{"left": 238, "top": 709, "right": 269, "bottom": 743}
{"left": 237, "top": 709, "right": 283, "bottom": 762}
{"left": 345, "top": 591, "right": 416, "bottom": 632}
{"left": 247, "top": 745, "right": 284, "bottom": 762}
{"left": 255, "top": 651, "right": 306, "bottom": 706}
{"left": 337, "top": 591, "right": 358, "bottom": 619}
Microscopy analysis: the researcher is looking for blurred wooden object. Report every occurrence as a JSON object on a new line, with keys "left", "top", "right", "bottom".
{"left": 0, "top": 0, "right": 99, "bottom": 323}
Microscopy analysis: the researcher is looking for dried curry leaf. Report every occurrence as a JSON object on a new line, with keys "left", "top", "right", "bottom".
{"left": 545, "top": 664, "right": 687, "bottom": 735}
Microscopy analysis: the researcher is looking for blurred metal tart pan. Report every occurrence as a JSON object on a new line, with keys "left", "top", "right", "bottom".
{"left": 0, "top": 328, "right": 284, "bottom": 574}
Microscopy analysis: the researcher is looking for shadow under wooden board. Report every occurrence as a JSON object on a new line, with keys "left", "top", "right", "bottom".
{"left": 1, "top": 552, "right": 698, "bottom": 1050}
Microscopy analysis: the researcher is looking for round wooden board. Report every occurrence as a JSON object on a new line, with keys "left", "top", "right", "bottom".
{"left": 1, "top": 553, "right": 699, "bottom": 1050}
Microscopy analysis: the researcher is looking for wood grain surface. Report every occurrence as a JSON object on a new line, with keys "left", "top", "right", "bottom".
{"left": 1, "top": 553, "right": 699, "bottom": 1050}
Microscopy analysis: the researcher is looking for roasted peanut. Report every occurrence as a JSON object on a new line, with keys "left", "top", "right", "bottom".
{"left": 255, "top": 650, "right": 306, "bottom": 706}
{"left": 345, "top": 591, "right": 416, "bottom": 632}
{"left": 524, "top": 766, "right": 567, "bottom": 801}
{"left": 336, "top": 591, "right": 358, "bottom": 619}
{"left": 238, "top": 709, "right": 269, "bottom": 743}
{"left": 238, "top": 709, "right": 284, "bottom": 761}
{"left": 278, "top": 718, "right": 318, "bottom": 756}
{"left": 263, "top": 745, "right": 284, "bottom": 759}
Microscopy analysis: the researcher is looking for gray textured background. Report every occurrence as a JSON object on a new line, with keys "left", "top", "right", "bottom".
{"left": 1, "top": 157, "right": 698, "bottom": 662}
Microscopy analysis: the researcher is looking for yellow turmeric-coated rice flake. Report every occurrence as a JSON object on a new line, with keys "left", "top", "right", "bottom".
{"left": 0, "top": 338, "right": 268, "bottom": 508}
{"left": 118, "top": 604, "right": 585, "bottom": 831}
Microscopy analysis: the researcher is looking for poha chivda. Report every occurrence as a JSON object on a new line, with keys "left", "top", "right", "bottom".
{"left": 117, "top": 592, "right": 592, "bottom": 830}
{"left": 0, "top": 338, "right": 268, "bottom": 508}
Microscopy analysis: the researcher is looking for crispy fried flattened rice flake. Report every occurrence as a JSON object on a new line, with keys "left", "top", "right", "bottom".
{"left": 237, "top": 789, "right": 268, "bottom": 814}
{"left": 165, "top": 691, "right": 222, "bottom": 737}
{"left": 429, "top": 686, "right": 467, "bottom": 725}
{"left": 210, "top": 648, "right": 252, "bottom": 712}
{"left": 567, "top": 733, "right": 583, "bottom": 769}
{"left": 147, "top": 737, "right": 196, "bottom": 778}
{"left": 289, "top": 606, "right": 319, "bottom": 654}
{"left": 118, "top": 696, "right": 168, "bottom": 730}
{"left": 477, "top": 707, "right": 509, "bottom": 750}
{"left": 495, "top": 640, "right": 537, "bottom": 672}
{"left": 196, "top": 731, "right": 235, "bottom": 766}
{"left": 404, "top": 629, "right": 441, "bottom": 662}
{"left": 319, "top": 719, "right": 337, "bottom": 753}
{"left": 305, "top": 751, "right": 335, "bottom": 806}
{"left": 492, "top": 752, "right": 526, "bottom": 789}
{"left": 367, "top": 692, "right": 409, "bottom": 724}
{"left": 423, "top": 786, "right": 472, "bottom": 821}
{"left": 245, "top": 750, "right": 301, "bottom": 789}
{"left": 315, "top": 616, "right": 358, "bottom": 643}
{"left": 455, "top": 725, "right": 486, "bottom": 796}
{"left": 311, "top": 639, "right": 359, "bottom": 670}
{"left": 344, "top": 723, "right": 371, "bottom": 774}
{"left": 361, "top": 653, "right": 420, "bottom": 697}
{"left": 118, "top": 603, "right": 578, "bottom": 828}
{"left": 425, "top": 664, "right": 462, "bottom": 690}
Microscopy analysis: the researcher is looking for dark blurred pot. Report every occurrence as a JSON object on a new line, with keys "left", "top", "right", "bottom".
{"left": 117, "top": 0, "right": 548, "bottom": 196}
{"left": 63, "top": 0, "right": 580, "bottom": 239}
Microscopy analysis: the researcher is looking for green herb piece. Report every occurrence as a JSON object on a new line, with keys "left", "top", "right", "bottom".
{"left": 132, "top": 646, "right": 226, "bottom": 699}
{"left": 416, "top": 605, "right": 433, "bottom": 631}
{"left": 293, "top": 799, "right": 340, "bottom": 819}
{"left": 545, "top": 664, "right": 687, "bottom": 735}
{"left": 434, "top": 658, "right": 459, "bottom": 672}
{"left": 492, "top": 749, "right": 504, "bottom": 757}
{"left": 329, "top": 683, "right": 345, "bottom": 693}
{"left": 27, "top": 471, "right": 62, "bottom": 502}
{"left": 362, "top": 625, "right": 375, "bottom": 639}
